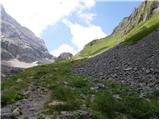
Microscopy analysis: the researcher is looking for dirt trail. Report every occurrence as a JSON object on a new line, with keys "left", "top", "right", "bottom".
{"left": 1, "top": 80, "right": 49, "bottom": 119}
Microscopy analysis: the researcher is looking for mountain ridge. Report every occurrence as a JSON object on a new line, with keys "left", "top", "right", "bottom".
{"left": 76, "top": 0, "right": 159, "bottom": 59}
{"left": 1, "top": 5, "right": 54, "bottom": 80}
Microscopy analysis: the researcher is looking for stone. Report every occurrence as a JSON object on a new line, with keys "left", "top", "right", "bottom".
{"left": 29, "top": 108, "right": 35, "bottom": 111}
{"left": 80, "top": 93, "right": 85, "bottom": 99}
{"left": 123, "top": 67, "right": 132, "bottom": 71}
{"left": 60, "top": 111, "right": 73, "bottom": 118}
{"left": 111, "top": 74, "right": 117, "bottom": 78}
{"left": 16, "top": 78, "right": 23, "bottom": 83}
{"left": 22, "top": 90, "right": 30, "bottom": 96}
{"left": 115, "top": 66, "right": 120, "bottom": 69}
{"left": 113, "top": 94, "right": 121, "bottom": 100}
{"left": 60, "top": 110, "right": 90, "bottom": 119}
{"left": 63, "top": 81, "right": 69, "bottom": 85}
{"left": 146, "top": 69, "right": 150, "bottom": 74}
{"left": 91, "top": 94, "right": 96, "bottom": 102}
{"left": 56, "top": 52, "right": 73, "bottom": 61}
{"left": 12, "top": 107, "right": 21, "bottom": 117}
{"left": 48, "top": 101, "right": 66, "bottom": 107}
{"left": 74, "top": 110, "right": 90, "bottom": 118}
{"left": 96, "top": 83, "right": 105, "bottom": 88}
{"left": 146, "top": 98, "right": 151, "bottom": 102}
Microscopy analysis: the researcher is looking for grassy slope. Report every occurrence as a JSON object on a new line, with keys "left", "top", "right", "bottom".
{"left": 1, "top": 61, "right": 159, "bottom": 118}
{"left": 75, "top": 13, "right": 159, "bottom": 59}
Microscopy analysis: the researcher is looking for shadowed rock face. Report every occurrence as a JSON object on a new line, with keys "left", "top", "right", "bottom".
{"left": 73, "top": 30, "right": 159, "bottom": 94}
{"left": 56, "top": 52, "right": 73, "bottom": 61}
{"left": 0, "top": 6, "right": 54, "bottom": 80}
{"left": 112, "top": 1, "right": 159, "bottom": 37}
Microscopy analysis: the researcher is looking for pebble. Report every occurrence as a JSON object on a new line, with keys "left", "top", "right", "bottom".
{"left": 16, "top": 78, "right": 22, "bottom": 83}
{"left": 12, "top": 107, "right": 21, "bottom": 117}
{"left": 113, "top": 94, "right": 121, "bottom": 100}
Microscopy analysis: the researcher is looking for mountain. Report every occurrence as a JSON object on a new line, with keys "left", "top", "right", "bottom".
{"left": 1, "top": 1, "right": 159, "bottom": 119}
{"left": 1, "top": 6, "right": 54, "bottom": 80}
{"left": 76, "top": 0, "right": 159, "bottom": 59}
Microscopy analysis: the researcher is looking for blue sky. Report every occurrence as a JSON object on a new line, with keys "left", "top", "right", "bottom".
{"left": 1, "top": 0, "right": 143, "bottom": 57}
{"left": 41, "top": 1, "right": 142, "bottom": 56}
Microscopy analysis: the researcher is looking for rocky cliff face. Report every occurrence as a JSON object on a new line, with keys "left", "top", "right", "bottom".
{"left": 112, "top": 0, "right": 159, "bottom": 37}
{"left": 1, "top": 6, "right": 54, "bottom": 80}
{"left": 56, "top": 52, "right": 73, "bottom": 61}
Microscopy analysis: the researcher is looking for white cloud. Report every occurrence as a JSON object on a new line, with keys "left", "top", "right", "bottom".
{"left": 79, "top": 13, "right": 96, "bottom": 24}
{"left": 77, "top": 0, "right": 95, "bottom": 12}
{"left": 0, "top": 0, "right": 95, "bottom": 36}
{"left": 50, "top": 44, "right": 77, "bottom": 57}
{"left": 63, "top": 19, "right": 107, "bottom": 51}
{"left": 1, "top": 0, "right": 107, "bottom": 57}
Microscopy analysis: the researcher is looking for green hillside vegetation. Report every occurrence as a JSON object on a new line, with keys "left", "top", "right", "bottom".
{"left": 1, "top": 61, "right": 158, "bottom": 118}
{"left": 122, "top": 13, "right": 159, "bottom": 45}
{"left": 75, "top": 13, "right": 159, "bottom": 59}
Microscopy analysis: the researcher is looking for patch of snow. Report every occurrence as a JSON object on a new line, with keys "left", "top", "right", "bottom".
{"left": 1, "top": 59, "right": 38, "bottom": 68}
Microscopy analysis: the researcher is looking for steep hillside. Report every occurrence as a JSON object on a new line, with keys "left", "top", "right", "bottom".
{"left": 73, "top": 30, "right": 159, "bottom": 93}
{"left": 76, "top": 0, "right": 158, "bottom": 58}
{"left": 1, "top": 6, "right": 54, "bottom": 80}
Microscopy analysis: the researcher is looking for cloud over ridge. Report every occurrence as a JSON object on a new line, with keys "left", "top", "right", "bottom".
{"left": 0, "top": 0, "right": 107, "bottom": 56}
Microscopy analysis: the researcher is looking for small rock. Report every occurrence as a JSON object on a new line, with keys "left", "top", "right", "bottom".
{"left": 82, "top": 103, "right": 86, "bottom": 108}
{"left": 37, "top": 113, "right": 45, "bottom": 119}
{"left": 80, "top": 93, "right": 85, "bottom": 99}
{"left": 60, "top": 110, "right": 90, "bottom": 119}
{"left": 150, "top": 68, "right": 154, "bottom": 71}
{"left": 60, "top": 111, "right": 73, "bottom": 118}
{"left": 75, "top": 110, "right": 90, "bottom": 118}
{"left": 115, "top": 66, "right": 120, "bottom": 69}
{"left": 15, "top": 101, "right": 22, "bottom": 107}
{"left": 139, "top": 93, "right": 145, "bottom": 98}
{"left": 133, "top": 67, "right": 138, "bottom": 71}
{"left": 96, "top": 83, "right": 105, "bottom": 88}
{"left": 91, "top": 94, "right": 95, "bottom": 102}
{"left": 90, "top": 87, "right": 98, "bottom": 90}
{"left": 48, "top": 101, "right": 66, "bottom": 107}
{"left": 98, "top": 72, "right": 103, "bottom": 76}
{"left": 123, "top": 67, "right": 132, "bottom": 71}
{"left": 12, "top": 107, "right": 21, "bottom": 117}
{"left": 111, "top": 74, "right": 117, "bottom": 78}
{"left": 22, "top": 90, "right": 30, "bottom": 96}
{"left": 146, "top": 69, "right": 150, "bottom": 74}
{"left": 29, "top": 108, "right": 35, "bottom": 111}
{"left": 63, "top": 81, "right": 69, "bottom": 85}
{"left": 16, "top": 78, "right": 22, "bottom": 83}
{"left": 113, "top": 94, "right": 121, "bottom": 100}
{"left": 146, "top": 98, "right": 151, "bottom": 102}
